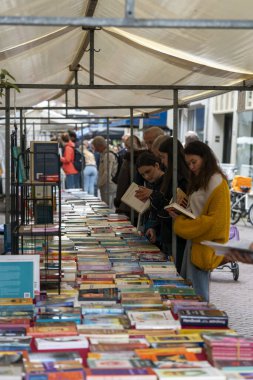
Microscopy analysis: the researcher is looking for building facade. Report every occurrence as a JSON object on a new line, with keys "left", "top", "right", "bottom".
{"left": 168, "top": 92, "right": 253, "bottom": 178}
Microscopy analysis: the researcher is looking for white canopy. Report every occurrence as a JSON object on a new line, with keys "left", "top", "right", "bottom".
{"left": 1, "top": 0, "right": 253, "bottom": 117}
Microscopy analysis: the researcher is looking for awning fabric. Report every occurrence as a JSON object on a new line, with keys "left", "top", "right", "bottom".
{"left": 1, "top": 0, "right": 253, "bottom": 117}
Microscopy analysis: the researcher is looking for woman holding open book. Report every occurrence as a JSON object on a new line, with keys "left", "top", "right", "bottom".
{"left": 135, "top": 138, "right": 189, "bottom": 273}
{"left": 167, "top": 141, "right": 230, "bottom": 301}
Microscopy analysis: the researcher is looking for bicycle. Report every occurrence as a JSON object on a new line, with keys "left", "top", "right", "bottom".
{"left": 230, "top": 186, "right": 253, "bottom": 225}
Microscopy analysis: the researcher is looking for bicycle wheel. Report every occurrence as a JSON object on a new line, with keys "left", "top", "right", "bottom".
{"left": 231, "top": 262, "right": 239, "bottom": 281}
{"left": 231, "top": 204, "right": 241, "bottom": 225}
{"left": 248, "top": 204, "right": 253, "bottom": 226}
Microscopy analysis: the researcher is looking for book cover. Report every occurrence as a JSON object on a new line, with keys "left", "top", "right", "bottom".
{"left": 179, "top": 309, "right": 228, "bottom": 327}
{"left": 26, "top": 322, "right": 77, "bottom": 337}
{"left": 35, "top": 335, "right": 89, "bottom": 350}
{"left": 83, "top": 367, "right": 157, "bottom": 379}
{"left": 27, "top": 351, "right": 82, "bottom": 363}
{"left": 146, "top": 334, "right": 203, "bottom": 345}
{"left": 0, "top": 255, "right": 40, "bottom": 298}
{"left": 201, "top": 239, "right": 253, "bottom": 257}
{"left": 25, "top": 370, "right": 86, "bottom": 379}
{"left": 121, "top": 182, "right": 150, "bottom": 214}
{"left": 135, "top": 347, "right": 198, "bottom": 362}
{"left": 154, "top": 367, "right": 226, "bottom": 379}
{"left": 0, "top": 336, "right": 32, "bottom": 350}
{"left": 87, "top": 358, "right": 153, "bottom": 369}
{"left": 0, "top": 327, "right": 27, "bottom": 336}
{"left": 78, "top": 288, "right": 119, "bottom": 302}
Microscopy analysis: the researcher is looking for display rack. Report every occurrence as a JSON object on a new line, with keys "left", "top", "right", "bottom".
{"left": 11, "top": 141, "right": 62, "bottom": 294}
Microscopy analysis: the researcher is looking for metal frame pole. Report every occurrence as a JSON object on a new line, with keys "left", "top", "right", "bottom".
{"left": 5, "top": 88, "right": 11, "bottom": 224}
{"left": 172, "top": 89, "right": 178, "bottom": 264}
{"left": 89, "top": 29, "right": 95, "bottom": 86}
{"left": 1, "top": 16, "right": 253, "bottom": 29}
{"left": 130, "top": 107, "right": 134, "bottom": 225}
{"left": 106, "top": 117, "right": 110, "bottom": 205}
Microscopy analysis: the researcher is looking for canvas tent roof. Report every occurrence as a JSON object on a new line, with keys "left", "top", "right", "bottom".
{"left": 1, "top": 0, "right": 253, "bottom": 117}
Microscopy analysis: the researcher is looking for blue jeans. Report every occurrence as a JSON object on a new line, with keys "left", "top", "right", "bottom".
{"left": 65, "top": 173, "right": 80, "bottom": 189}
{"left": 83, "top": 165, "right": 98, "bottom": 195}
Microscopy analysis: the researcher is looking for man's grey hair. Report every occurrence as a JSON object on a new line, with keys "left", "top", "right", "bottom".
{"left": 184, "top": 131, "right": 199, "bottom": 147}
{"left": 143, "top": 126, "right": 165, "bottom": 138}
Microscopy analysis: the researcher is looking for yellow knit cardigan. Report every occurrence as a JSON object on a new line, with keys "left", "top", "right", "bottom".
{"left": 174, "top": 178, "right": 230, "bottom": 271}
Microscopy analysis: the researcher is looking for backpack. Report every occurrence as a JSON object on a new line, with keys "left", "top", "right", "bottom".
{"left": 110, "top": 151, "right": 123, "bottom": 184}
{"left": 72, "top": 147, "right": 86, "bottom": 172}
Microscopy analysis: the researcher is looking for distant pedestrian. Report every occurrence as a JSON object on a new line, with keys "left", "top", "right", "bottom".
{"left": 92, "top": 136, "right": 118, "bottom": 208}
{"left": 82, "top": 140, "right": 97, "bottom": 196}
{"left": 60, "top": 133, "right": 79, "bottom": 189}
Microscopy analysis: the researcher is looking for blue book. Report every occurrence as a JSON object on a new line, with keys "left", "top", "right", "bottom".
{"left": 0, "top": 262, "right": 34, "bottom": 299}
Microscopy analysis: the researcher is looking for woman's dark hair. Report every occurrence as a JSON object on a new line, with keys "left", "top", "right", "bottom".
{"left": 184, "top": 140, "right": 226, "bottom": 193}
{"left": 136, "top": 151, "right": 161, "bottom": 169}
{"left": 159, "top": 137, "right": 189, "bottom": 194}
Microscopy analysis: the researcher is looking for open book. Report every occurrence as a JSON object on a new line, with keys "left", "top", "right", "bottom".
{"left": 121, "top": 182, "right": 150, "bottom": 214}
{"left": 164, "top": 203, "right": 196, "bottom": 219}
{"left": 201, "top": 240, "right": 253, "bottom": 255}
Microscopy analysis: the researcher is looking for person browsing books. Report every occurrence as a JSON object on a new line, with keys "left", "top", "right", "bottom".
{"left": 60, "top": 132, "right": 79, "bottom": 189}
{"left": 92, "top": 136, "right": 118, "bottom": 209}
{"left": 135, "top": 137, "right": 189, "bottom": 273}
{"left": 114, "top": 137, "right": 146, "bottom": 223}
{"left": 135, "top": 151, "right": 165, "bottom": 241}
{"left": 166, "top": 141, "right": 230, "bottom": 301}
{"left": 82, "top": 140, "right": 98, "bottom": 196}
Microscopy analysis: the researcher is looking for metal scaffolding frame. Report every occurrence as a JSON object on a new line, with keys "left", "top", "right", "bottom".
{"left": 1, "top": 16, "right": 253, "bottom": 29}
{"left": 2, "top": 2, "right": 253, "bottom": 249}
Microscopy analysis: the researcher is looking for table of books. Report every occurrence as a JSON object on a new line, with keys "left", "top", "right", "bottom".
{"left": 0, "top": 190, "right": 251, "bottom": 380}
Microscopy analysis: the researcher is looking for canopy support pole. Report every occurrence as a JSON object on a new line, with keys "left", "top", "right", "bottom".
{"left": 5, "top": 88, "right": 11, "bottom": 224}
{"left": 130, "top": 107, "right": 135, "bottom": 225}
{"left": 106, "top": 117, "right": 110, "bottom": 205}
{"left": 172, "top": 89, "right": 178, "bottom": 267}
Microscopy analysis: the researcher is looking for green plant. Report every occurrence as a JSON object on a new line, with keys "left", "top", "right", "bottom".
{"left": 0, "top": 69, "right": 20, "bottom": 101}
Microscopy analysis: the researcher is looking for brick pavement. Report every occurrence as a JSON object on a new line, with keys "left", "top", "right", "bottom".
{"left": 210, "top": 221, "right": 253, "bottom": 336}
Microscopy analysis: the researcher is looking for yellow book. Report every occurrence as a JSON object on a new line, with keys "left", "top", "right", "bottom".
{"left": 0, "top": 298, "right": 33, "bottom": 306}
{"left": 179, "top": 328, "right": 236, "bottom": 335}
{"left": 146, "top": 333, "right": 203, "bottom": 344}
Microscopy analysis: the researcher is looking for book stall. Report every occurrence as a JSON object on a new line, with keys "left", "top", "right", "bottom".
{"left": 0, "top": 189, "right": 252, "bottom": 380}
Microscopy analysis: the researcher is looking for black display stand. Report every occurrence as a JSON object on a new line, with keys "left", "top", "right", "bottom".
{"left": 11, "top": 140, "right": 62, "bottom": 294}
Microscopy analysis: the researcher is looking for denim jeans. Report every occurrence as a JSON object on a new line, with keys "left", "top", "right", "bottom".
{"left": 65, "top": 173, "right": 80, "bottom": 189}
{"left": 83, "top": 165, "right": 98, "bottom": 195}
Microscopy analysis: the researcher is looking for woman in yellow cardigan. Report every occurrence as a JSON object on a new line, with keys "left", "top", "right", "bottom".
{"left": 167, "top": 141, "right": 230, "bottom": 301}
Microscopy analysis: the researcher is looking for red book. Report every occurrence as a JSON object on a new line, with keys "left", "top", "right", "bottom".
{"left": 0, "top": 318, "right": 31, "bottom": 328}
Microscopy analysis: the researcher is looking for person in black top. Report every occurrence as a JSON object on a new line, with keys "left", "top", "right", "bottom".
{"left": 135, "top": 151, "right": 164, "bottom": 242}
{"left": 135, "top": 137, "right": 190, "bottom": 273}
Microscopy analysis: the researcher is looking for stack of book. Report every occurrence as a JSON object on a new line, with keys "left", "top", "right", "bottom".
{"left": 1, "top": 190, "right": 240, "bottom": 379}
{"left": 203, "top": 333, "right": 253, "bottom": 364}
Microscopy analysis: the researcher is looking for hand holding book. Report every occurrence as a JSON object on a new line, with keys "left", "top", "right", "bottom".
{"left": 201, "top": 240, "right": 253, "bottom": 264}
{"left": 134, "top": 186, "right": 153, "bottom": 202}
{"left": 164, "top": 188, "right": 196, "bottom": 220}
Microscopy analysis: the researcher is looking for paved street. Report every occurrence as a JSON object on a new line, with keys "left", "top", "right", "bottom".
{"left": 210, "top": 220, "right": 253, "bottom": 336}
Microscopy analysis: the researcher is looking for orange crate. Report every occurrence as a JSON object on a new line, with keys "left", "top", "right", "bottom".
{"left": 231, "top": 176, "right": 252, "bottom": 192}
